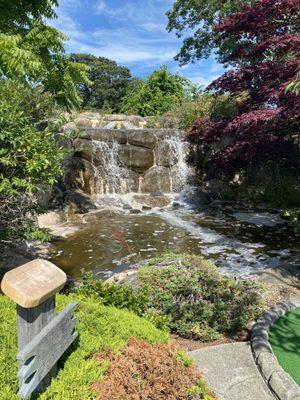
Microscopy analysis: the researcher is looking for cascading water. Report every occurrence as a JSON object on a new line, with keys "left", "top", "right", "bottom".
{"left": 89, "top": 131, "right": 191, "bottom": 196}
{"left": 163, "top": 138, "right": 191, "bottom": 192}
{"left": 91, "top": 139, "right": 130, "bottom": 195}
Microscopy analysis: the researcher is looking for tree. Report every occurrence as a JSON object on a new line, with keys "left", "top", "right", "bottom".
{"left": 0, "top": 1, "right": 89, "bottom": 245}
{"left": 0, "top": 80, "right": 65, "bottom": 244}
{"left": 188, "top": 0, "right": 300, "bottom": 181}
{"left": 286, "top": 65, "right": 300, "bottom": 95}
{"left": 71, "top": 54, "right": 132, "bottom": 112}
{"left": 0, "top": 0, "right": 90, "bottom": 109}
{"left": 121, "top": 65, "right": 193, "bottom": 116}
{"left": 166, "top": 0, "right": 252, "bottom": 65}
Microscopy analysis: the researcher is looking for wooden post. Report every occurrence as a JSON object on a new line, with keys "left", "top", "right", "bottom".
{"left": 17, "top": 297, "right": 57, "bottom": 392}
{"left": 1, "top": 259, "right": 77, "bottom": 399}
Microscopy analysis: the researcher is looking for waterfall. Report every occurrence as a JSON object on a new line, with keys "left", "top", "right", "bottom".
{"left": 89, "top": 135, "right": 191, "bottom": 195}
{"left": 91, "top": 140, "right": 129, "bottom": 194}
{"left": 163, "top": 138, "right": 191, "bottom": 192}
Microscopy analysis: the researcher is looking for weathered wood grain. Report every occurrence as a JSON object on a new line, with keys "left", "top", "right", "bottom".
{"left": 17, "top": 296, "right": 57, "bottom": 394}
{"left": 17, "top": 301, "right": 78, "bottom": 399}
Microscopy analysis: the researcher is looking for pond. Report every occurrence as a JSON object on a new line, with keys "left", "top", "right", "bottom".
{"left": 51, "top": 193, "right": 300, "bottom": 280}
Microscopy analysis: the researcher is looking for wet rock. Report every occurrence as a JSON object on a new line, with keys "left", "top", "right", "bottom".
{"left": 73, "top": 138, "right": 94, "bottom": 162}
{"left": 123, "top": 204, "right": 133, "bottom": 210}
{"left": 155, "top": 141, "right": 178, "bottom": 167}
{"left": 141, "top": 166, "right": 171, "bottom": 193}
{"left": 126, "top": 129, "right": 156, "bottom": 149}
{"left": 80, "top": 129, "right": 127, "bottom": 144}
{"left": 172, "top": 202, "right": 181, "bottom": 209}
{"left": 65, "top": 157, "right": 97, "bottom": 195}
{"left": 155, "top": 141, "right": 189, "bottom": 167}
{"left": 153, "top": 128, "right": 185, "bottom": 141}
{"left": 64, "top": 191, "right": 97, "bottom": 213}
{"left": 204, "top": 179, "right": 237, "bottom": 200}
{"left": 119, "top": 145, "right": 154, "bottom": 171}
{"left": 130, "top": 209, "right": 141, "bottom": 214}
{"left": 132, "top": 194, "right": 171, "bottom": 208}
{"left": 151, "top": 190, "right": 164, "bottom": 197}
{"left": 181, "top": 186, "right": 211, "bottom": 207}
{"left": 142, "top": 205, "right": 152, "bottom": 211}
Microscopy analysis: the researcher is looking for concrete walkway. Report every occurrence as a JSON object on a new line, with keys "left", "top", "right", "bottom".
{"left": 189, "top": 342, "right": 275, "bottom": 400}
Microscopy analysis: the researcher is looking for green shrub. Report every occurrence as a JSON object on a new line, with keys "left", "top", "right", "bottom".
{"left": 171, "top": 92, "right": 239, "bottom": 131}
{"left": 282, "top": 209, "right": 300, "bottom": 232}
{"left": 138, "top": 253, "right": 264, "bottom": 341}
{"left": 75, "top": 271, "right": 170, "bottom": 332}
{"left": 76, "top": 271, "right": 149, "bottom": 314}
{"left": 0, "top": 293, "right": 168, "bottom": 400}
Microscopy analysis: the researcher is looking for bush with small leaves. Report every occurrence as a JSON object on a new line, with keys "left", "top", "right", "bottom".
{"left": 138, "top": 253, "right": 265, "bottom": 341}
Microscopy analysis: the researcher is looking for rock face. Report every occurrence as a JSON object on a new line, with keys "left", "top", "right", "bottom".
{"left": 63, "top": 113, "right": 191, "bottom": 195}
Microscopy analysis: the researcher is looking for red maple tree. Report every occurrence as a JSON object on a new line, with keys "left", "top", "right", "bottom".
{"left": 188, "top": 0, "right": 300, "bottom": 178}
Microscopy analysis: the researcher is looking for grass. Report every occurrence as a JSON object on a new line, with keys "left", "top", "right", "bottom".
{"left": 269, "top": 307, "right": 300, "bottom": 385}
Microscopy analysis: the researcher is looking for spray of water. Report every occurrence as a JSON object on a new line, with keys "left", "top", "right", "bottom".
{"left": 92, "top": 140, "right": 129, "bottom": 194}
{"left": 91, "top": 135, "right": 191, "bottom": 195}
{"left": 163, "top": 138, "right": 191, "bottom": 192}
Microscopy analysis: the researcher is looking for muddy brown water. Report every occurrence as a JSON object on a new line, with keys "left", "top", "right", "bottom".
{"left": 51, "top": 202, "right": 300, "bottom": 280}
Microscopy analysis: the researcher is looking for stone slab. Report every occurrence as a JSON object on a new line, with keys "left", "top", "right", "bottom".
{"left": 1, "top": 259, "right": 67, "bottom": 308}
{"left": 189, "top": 342, "right": 275, "bottom": 400}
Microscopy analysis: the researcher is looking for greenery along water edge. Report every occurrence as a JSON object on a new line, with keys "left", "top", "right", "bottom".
{"left": 76, "top": 253, "right": 265, "bottom": 341}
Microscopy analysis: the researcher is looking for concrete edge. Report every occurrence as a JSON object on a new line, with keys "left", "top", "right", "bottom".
{"left": 251, "top": 298, "right": 300, "bottom": 400}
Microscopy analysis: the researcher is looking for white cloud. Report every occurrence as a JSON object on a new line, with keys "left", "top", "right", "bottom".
{"left": 187, "top": 74, "right": 220, "bottom": 88}
{"left": 95, "top": 0, "right": 107, "bottom": 14}
{"left": 50, "top": 0, "right": 224, "bottom": 81}
{"left": 50, "top": 1, "right": 178, "bottom": 65}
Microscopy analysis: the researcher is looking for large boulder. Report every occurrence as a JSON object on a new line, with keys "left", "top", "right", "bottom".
{"left": 180, "top": 186, "right": 211, "bottom": 207}
{"left": 152, "top": 128, "right": 185, "bottom": 141}
{"left": 73, "top": 138, "right": 94, "bottom": 162}
{"left": 141, "top": 166, "right": 171, "bottom": 193}
{"left": 79, "top": 129, "right": 127, "bottom": 144}
{"left": 204, "top": 179, "right": 236, "bottom": 200}
{"left": 119, "top": 145, "right": 154, "bottom": 171}
{"left": 126, "top": 129, "right": 157, "bottom": 149}
{"left": 65, "top": 157, "right": 98, "bottom": 194}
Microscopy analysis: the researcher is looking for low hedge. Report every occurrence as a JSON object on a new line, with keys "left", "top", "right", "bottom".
{"left": 138, "top": 253, "right": 265, "bottom": 341}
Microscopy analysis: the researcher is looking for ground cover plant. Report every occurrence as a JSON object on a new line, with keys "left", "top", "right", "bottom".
{"left": 0, "top": 293, "right": 169, "bottom": 400}
{"left": 92, "top": 338, "right": 215, "bottom": 400}
{"left": 269, "top": 307, "right": 300, "bottom": 385}
{"left": 138, "top": 253, "right": 264, "bottom": 341}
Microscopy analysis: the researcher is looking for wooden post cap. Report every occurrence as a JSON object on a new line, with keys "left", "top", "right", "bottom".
{"left": 1, "top": 259, "right": 67, "bottom": 308}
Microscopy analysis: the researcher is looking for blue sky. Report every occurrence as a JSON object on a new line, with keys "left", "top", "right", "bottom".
{"left": 51, "top": 0, "right": 225, "bottom": 87}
